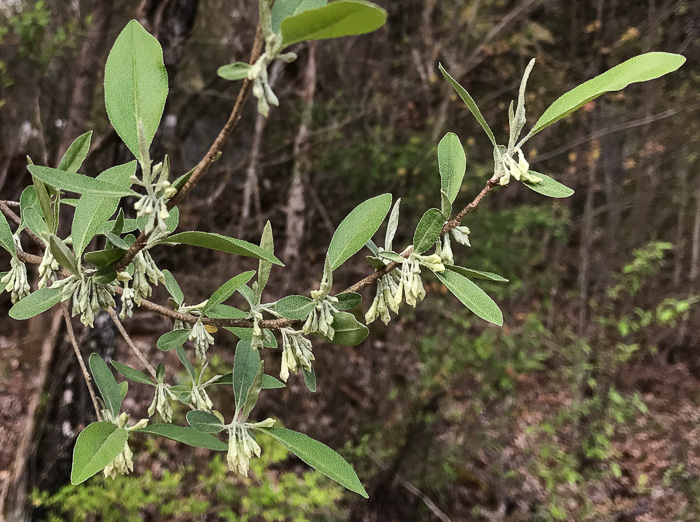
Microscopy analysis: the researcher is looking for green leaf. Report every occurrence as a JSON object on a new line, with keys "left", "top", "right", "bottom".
{"left": 27, "top": 166, "right": 139, "bottom": 197}
{"left": 206, "top": 304, "right": 247, "bottom": 320}
{"left": 89, "top": 353, "right": 122, "bottom": 417}
{"left": 272, "top": 0, "right": 326, "bottom": 33}
{"left": 446, "top": 265, "right": 509, "bottom": 283}
{"left": 176, "top": 346, "right": 196, "bottom": 380}
{"left": 84, "top": 248, "right": 126, "bottom": 267}
{"left": 384, "top": 198, "right": 401, "bottom": 251}
{"left": 164, "top": 231, "right": 284, "bottom": 266}
{"left": 186, "top": 410, "right": 225, "bottom": 433}
{"left": 8, "top": 287, "right": 62, "bottom": 320}
{"left": 49, "top": 235, "right": 80, "bottom": 276}
{"left": 327, "top": 193, "right": 392, "bottom": 271}
{"left": 233, "top": 340, "right": 261, "bottom": 414}
{"left": 93, "top": 265, "right": 118, "bottom": 284}
{"left": 162, "top": 269, "right": 184, "bottom": 305}
{"left": 203, "top": 271, "right": 256, "bottom": 315}
{"left": 327, "top": 312, "right": 368, "bottom": 346}
{"left": 19, "top": 186, "right": 40, "bottom": 233}
{"left": 71, "top": 422, "right": 128, "bottom": 485}
{"left": 440, "top": 190, "right": 452, "bottom": 219}
{"left": 303, "top": 368, "right": 317, "bottom": 392}
{"left": 280, "top": 0, "right": 386, "bottom": 47}
{"left": 438, "top": 133, "right": 466, "bottom": 204}
{"left": 104, "top": 20, "right": 168, "bottom": 159}
{"left": 0, "top": 210, "right": 15, "bottom": 256}
{"left": 378, "top": 251, "right": 404, "bottom": 264}
{"left": 256, "top": 221, "right": 274, "bottom": 302}
{"left": 530, "top": 52, "right": 686, "bottom": 137}
{"left": 157, "top": 329, "right": 191, "bottom": 351}
{"left": 23, "top": 207, "right": 49, "bottom": 240}
{"left": 71, "top": 162, "right": 136, "bottom": 256}
{"left": 225, "top": 327, "right": 278, "bottom": 349}
{"left": 217, "top": 62, "right": 252, "bottom": 81}
{"left": 435, "top": 270, "right": 503, "bottom": 326}
{"left": 439, "top": 64, "right": 497, "bottom": 147}
{"left": 136, "top": 205, "right": 179, "bottom": 234}
{"left": 275, "top": 295, "right": 315, "bottom": 320}
{"left": 57, "top": 131, "right": 92, "bottom": 172}
{"left": 136, "top": 424, "right": 227, "bottom": 451}
{"left": 104, "top": 232, "right": 130, "bottom": 250}
{"left": 413, "top": 208, "right": 444, "bottom": 255}
{"left": 118, "top": 381, "right": 128, "bottom": 401}
{"left": 111, "top": 360, "right": 154, "bottom": 385}
{"left": 261, "top": 427, "right": 368, "bottom": 498}
{"left": 335, "top": 292, "right": 362, "bottom": 311}
{"left": 263, "top": 374, "right": 286, "bottom": 389}
{"left": 241, "top": 361, "right": 264, "bottom": 420}
{"left": 31, "top": 174, "right": 55, "bottom": 232}
{"left": 522, "top": 171, "right": 574, "bottom": 198}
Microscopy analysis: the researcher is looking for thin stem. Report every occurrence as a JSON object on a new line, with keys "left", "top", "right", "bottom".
{"left": 115, "top": 22, "right": 266, "bottom": 271}
{"left": 107, "top": 307, "right": 158, "bottom": 379}
{"left": 62, "top": 304, "right": 102, "bottom": 421}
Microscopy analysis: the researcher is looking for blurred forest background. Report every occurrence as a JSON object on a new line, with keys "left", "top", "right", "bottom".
{"left": 0, "top": 0, "right": 698, "bottom": 520}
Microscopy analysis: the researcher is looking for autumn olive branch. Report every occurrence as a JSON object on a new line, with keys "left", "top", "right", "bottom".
{"left": 1, "top": 178, "right": 498, "bottom": 330}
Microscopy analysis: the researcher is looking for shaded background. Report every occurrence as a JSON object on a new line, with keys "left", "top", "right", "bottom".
{"left": 0, "top": 0, "right": 699, "bottom": 520}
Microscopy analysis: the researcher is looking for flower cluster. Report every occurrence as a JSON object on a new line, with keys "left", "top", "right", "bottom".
{"left": 280, "top": 328, "right": 315, "bottom": 382}
{"left": 365, "top": 272, "right": 401, "bottom": 325}
{"left": 148, "top": 382, "right": 176, "bottom": 422}
{"left": 2, "top": 254, "right": 30, "bottom": 304}
{"left": 494, "top": 148, "right": 542, "bottom": 187}
{"left": 189, "top": 319, "right": 215, "bottom": 361}
{"left": 437, "top": 225, "right": 471, "bottom": 265}
{"left": 37, "top": 244, "right": 60, "bottom": 289}
{"left": 225, "top": 418, "right": 275, "bottom": 476}
{"left": 53, "top": 273, "right": 116, "bottom": 327}
{"left": 250, "top": 309, "right": 265, "bottom": 350}
{"left": 132, "top": 250, "right": 164, "bottom": 305}
{"left": 103, "top": 414, "right": 148, "bottom": 479}
{"left": 133, "top": 161, "right": 177, "bottom": 237}
{"left": 191, "top": 381, "right": 214, "bottom": 412}
{"left": 302, "top": 293, "right": 339, "bottom": 339}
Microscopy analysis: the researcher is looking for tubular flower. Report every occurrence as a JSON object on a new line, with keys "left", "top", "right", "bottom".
{"left": 148, "top": 383, "right": 177, "bottom": 422}
{"left": 451, "top": 225, "right": 471, "bottom": 247}
{"left": 132, "top": 250, "right": 165, "bottom": 305}
{"left": 191, "top": 382, "right": 214, "bottom": 412}
{"left": 2, "top": 255, "right": 30, "bottom": 303}
{"left": 437, "top": 233, "right": 454, "bottom": 265}
{"left": 496, "top": 148, "right": 542, "bottom": 186}
{"left": 52, "top": 274, "right": 116, "bottom": 327}
{"left": 365, "top": 271, "right": 402, "bottom": 325}
{"left": 225, "top": 418, "right": 275, "bottom": 476}
{"left": 103, "top": 414, "right": 148, "bottom": 479}
{"left": 280, "top": 328, "right": 314, "bottom": 382}
{"left": 37, "top": 245, "right": 60, "bottom": 289}
{"left": 189, "top": 319, "right": 215, "bottom": 361}
{"left": 302, "top": 281, "right": 340, "bottom": 339}
{"left": 250, "top": 309, "right": 265, "bottom": 350}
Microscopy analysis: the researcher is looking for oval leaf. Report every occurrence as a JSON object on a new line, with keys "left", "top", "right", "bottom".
{"left": 164, "top": 231, "right": 284, "bottom": 266}
{"left": 327, "top": 193, "right": 392, "bottom": 271}
{"left": 233, "top": 340, "right": 261, "bottom": 413}
{"left": 8, "top": 287, "right": 61, "bottom": 320}
{"left": 275, "top": 295, "right": 315, "bottom": 320}
{"left": 57, "top": 131, "right": 92, "bottom": 172}
{"left": 328, "top": 311, "right": 369, "bottom": 346}
{"left": 137, "top": 424, "right": 227, "bottom": 451}
{"left": 111, "top": 360, "right": 154, "bottom": 385}
{"left": 272, "top": 0, "right": 326, "bottom": 33}
{"left": 522, "top": 171, "right": 574, "bottom": 198}
{"left": 438, "top": 133, "right": 467, "bottom": 204}
{"left": 162, "top": 269, "right": 184, "bottom": 305}
{"left": 217, "top": 62, "right": 252, "bottom": 81}
{"left": 413, "top": 208, "right": 444, "bottom": 255}
{"left": 157, "top": 329, "right": 191, "bottom": 351}
{"left": 261, "top": 427, "right": 368, "bottom": 498}
{"left": 530, "top": 52, "right": 686, "bottom": 136}
{"left": 280, "top": 0, "right": 387, "bottom": 47}
{"left": 104, "top": 19, "right": 168, "bottom": 159}
{"left": 71, "top": 422, "right": 128, "bottom": 485}
{"left": 335, "top": 292, "right": 362, "bottom": 311}
{"left": 186, "top": 410, "right": 225, "bottom": 433}
{"left": 89, "top": 353, "right": 122, "bottom": 417}
{"left": 435, "top": 270, "right": 503, "bottom": 326}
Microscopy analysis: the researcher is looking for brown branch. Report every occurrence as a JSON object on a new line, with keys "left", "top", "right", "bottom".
{"left": 115, "top": 22, "right": 266, "bottom": 271}
{"left": 62, "top": 304, "right": 103, "bottom": 421}
{"left": 107, "top": 307, "right": 157, "bottom": 379}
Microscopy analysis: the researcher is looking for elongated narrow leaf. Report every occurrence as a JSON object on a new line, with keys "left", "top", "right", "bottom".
{"left": 241, "top": 361, "right": 264, "bottom": 420}
{"left": 446, "top": 265, "right": 509, "bottom": 283}
{"left": 157, "top": 329, "right": 190, "bottom": 351}
{"left": 111, "top": 360, "right": 154, "bottom": 385}
{"left": 206, "top": 304, "right": 247, "bottom": 320}
{"left": 522, "top": 171, "right": 574, "bottom": 198}
{"left": 186, "top": 410, "right": 225, "bottom": 433}
{"left": 71, "top": 422, "right": 128, "bottom": 485}
{"left": 27, "top": 166, "right": 139, "bottom": 197}
{"left": 8, "top": 287, "right": 61, "bottom": 320}
{"left": 261, "top": 427, "right": 368, "bottom": 497}
{"left": 31, "top": 174, "right": 55, "bottom": 232}
{"left": 211, "top": 373, "right": 286, "bottom": 390}
{"left": 413, "top": 208, "right": 444, "bottom": 254}
{"left": 276, "top": 295, "right": 315, "bottom": 320}
{"left": 378, "top": 251, "right": 404, "bottom": 264}
{"left": 272, "top": 0, "right": 326, "bottom": 33}
{"left": 89, "top": 353, "right": 122, "bottom": 417}
{"left": 440, "top": 190, "right": 452, "bottom": 219}
{"left": 23, "top": 207, "right": 49, "bottom": 240}
{"left": 0, "top": 211, "right": 15, "bottom": 256}
{"left": 104, "top": 232, "right": 130, "bottom": 250}
{"left": 438, "top": 133, "right": 467, "bottom": 204}
{"left": 49, "top": 235, "right": 80, "bottom": 275}
{"left": 530, "top": 52, "right": 685, "bottom": 137}
{"left": 303, "top": 368, "right": 317, "bottom": 392}
{"left": 335, "top": 292, "right": 361, "bottom": 311}
{"left": 104, "top": 20, "right": 168, "bottom": 159}
{"left": 118, "top": 381, "right": 128, "bottom": 401}
{"left": 164, "top": 231, "right": 284, "bottom": 266}
{"left": 162, "top": 269, "right": 184, "bottom": 305}
{"left": 327, "top": 193, "right": 392, "bottom": 271}
{"left": 256, "top": 221, "right": 274, "bottom": 302}
{"left": 225, "top": 327, "right": 278, "bottom": 349}
{"left": 58, "top": 131, "right": 92, "bottom": 172}
{"left": 84, "top": 248, "right": 125, "bottom": 267}
{"left": 233, "top": 340, "right": 261, "bottom": 414}
{"left": 435, "top": 270, "right": 503, "bottom": 326}
{"left": 280, "top": 0, "right": 387, "bottom": 47}
{"left": 176, "top": 346, "right": 196, "bottom": 380}
{"left": 439, "top": 64, "right": 497, "bottom": 147}
{"left": 137, "top": 424, "right": 227, "bottom": 451}
{"left": 385, "top": 198, "right": 401, "bottom": 251}
{"left": 203, "top": 271, "right": 256, "bottom": 315}
{"left": 19, "top": 186, "right": 40, "bottom": 233}
{"left": 72, "top": 162, "right": 136, "bottom": 255}
{"left": 217, "top": 62, "right": 252, "bottom": 81}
